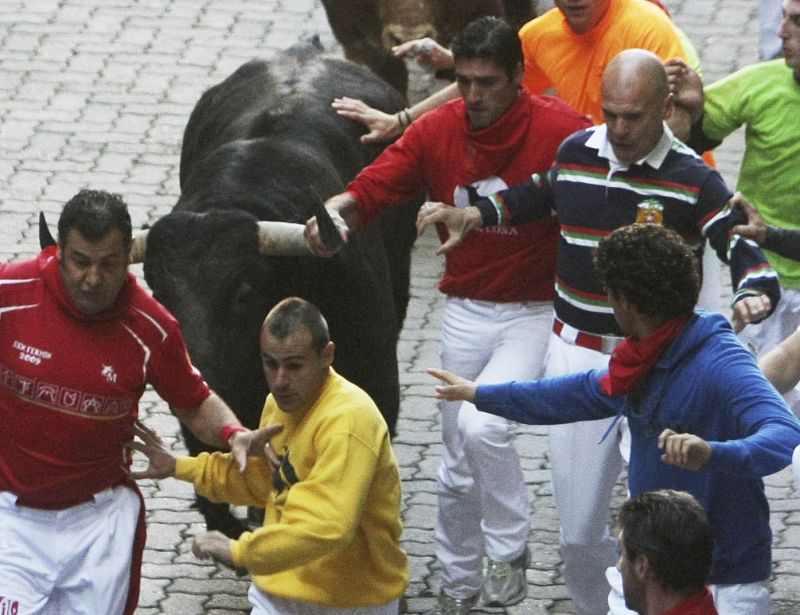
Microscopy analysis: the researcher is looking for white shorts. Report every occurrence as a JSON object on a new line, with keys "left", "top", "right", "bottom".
{"left": 249, "top": 585, "right": 400, "bottom": 614}
{"left": 0, "top": 486, "right": 141, "bottom": 615}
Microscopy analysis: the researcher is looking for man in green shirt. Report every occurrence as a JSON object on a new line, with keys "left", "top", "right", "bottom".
{"left": 671, "top": 0, "right": 800, "bottom": 411}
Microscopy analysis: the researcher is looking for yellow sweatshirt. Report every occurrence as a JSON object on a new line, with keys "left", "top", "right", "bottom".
{"left": 175, "top": 369, "right": 408, "bottom": 607}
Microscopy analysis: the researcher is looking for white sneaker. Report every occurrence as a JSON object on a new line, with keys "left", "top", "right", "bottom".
{"left": 430, "top": 590, "right": 478, "bottom": 615}
{"left": 481, "top": 546, "right": 530, "bottom": 607}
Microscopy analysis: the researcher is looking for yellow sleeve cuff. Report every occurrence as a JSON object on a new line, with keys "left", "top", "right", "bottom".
{"left": 230, "top": 533, "right": 249, "bottom": 568}
{"left": 175, "top": 455, "right": 200, "bottom": 481}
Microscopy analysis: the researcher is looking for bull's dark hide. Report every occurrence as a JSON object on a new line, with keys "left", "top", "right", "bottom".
{"left": 142, "top": 40, "right": 419, "bottom": 537}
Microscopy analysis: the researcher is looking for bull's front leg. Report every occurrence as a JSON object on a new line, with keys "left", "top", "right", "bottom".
{"left": 195, "top": 495, "right": 250, "bottom": 539}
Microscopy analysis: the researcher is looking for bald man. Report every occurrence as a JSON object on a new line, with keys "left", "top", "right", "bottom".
{"left": 417, "top": 49, "right": 779, "bottom": 614}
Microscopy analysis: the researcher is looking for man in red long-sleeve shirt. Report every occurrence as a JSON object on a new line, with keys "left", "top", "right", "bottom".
{"left": 306, "top": 16, "right": 590, "bottom": 614}
{"left": 0, "top": 189, "right": 270, "bottom": 615}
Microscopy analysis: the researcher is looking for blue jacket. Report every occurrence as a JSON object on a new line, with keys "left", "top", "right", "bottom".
{"left": 476, "top": 311, "right": 800, "bottom": 585}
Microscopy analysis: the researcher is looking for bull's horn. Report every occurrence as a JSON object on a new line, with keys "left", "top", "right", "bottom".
{"left": 257, "top": 221, "right": 313, "bottom": 256}
{"left": 39, "top": 212, "right": 57, "bottom": 249}
{"left": 129, "top": 231, "right": 148, "bottom": 263}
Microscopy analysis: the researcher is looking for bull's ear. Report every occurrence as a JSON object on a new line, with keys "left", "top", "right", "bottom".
{"left": 39, "top": 212, "right": 57, "bottom": 249}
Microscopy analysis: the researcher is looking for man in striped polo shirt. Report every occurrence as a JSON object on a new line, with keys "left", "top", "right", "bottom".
{"left": 417, "top": 49, "right": 779, "bottom": 615}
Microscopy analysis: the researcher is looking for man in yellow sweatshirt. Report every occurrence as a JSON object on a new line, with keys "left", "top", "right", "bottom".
{"left": 133, "top": 297, "right": 408, "bottom": 614}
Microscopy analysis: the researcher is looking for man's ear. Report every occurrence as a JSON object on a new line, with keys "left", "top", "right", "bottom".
{"left": 322, "top": 341, "right": 335, "bottom": 368}
{"left": 634, "top": 553, "right": 650, "bottom": 581}
{"left": 663, "top": 92, "right": 675, "bottom": 121}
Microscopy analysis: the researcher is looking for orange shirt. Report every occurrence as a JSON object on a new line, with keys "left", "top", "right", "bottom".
{"left": 520, "top": 0, "right": 686, "bottom": 124}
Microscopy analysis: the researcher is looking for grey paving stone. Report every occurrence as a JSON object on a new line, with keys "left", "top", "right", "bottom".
{"left": 2, "top": 1, "right": 798, "bottom": 614}
{"left": 157, "top": 593, "right": 210, "bottom": 615}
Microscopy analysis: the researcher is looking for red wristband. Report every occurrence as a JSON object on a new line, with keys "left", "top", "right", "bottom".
{"left": 220, "top": 423, "right": 248, "bottom": 447}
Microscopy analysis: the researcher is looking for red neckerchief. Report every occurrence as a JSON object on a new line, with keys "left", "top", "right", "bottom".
{"left": 599, "top": 313, "right": 691, "bottom": 396}
{"left": 38, "top": 246, "right": 136, "bottom": 322}
{"left": 663, "top": 588, "right": 718, "bottom": 615}
{"left": 457, "top": 91, "right": 532, "bottom": 186}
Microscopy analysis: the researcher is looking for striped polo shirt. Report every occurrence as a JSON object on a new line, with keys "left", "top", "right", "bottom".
{"left": 476, "top": 124, "right": 779, "bottom": 336}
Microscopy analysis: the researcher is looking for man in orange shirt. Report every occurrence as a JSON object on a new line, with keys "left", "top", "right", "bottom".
{"left": 519, "top": 0, "right": 685, "bottom": 124}
{"left": 337, "top": 0, "right": 691, "bottom": 144}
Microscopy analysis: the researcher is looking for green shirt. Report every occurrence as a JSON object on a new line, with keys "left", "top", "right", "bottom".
{"left": 703, "top": 60, "right": 800, "bottom": 288}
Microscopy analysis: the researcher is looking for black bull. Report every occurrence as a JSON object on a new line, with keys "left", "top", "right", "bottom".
{"left": 41, "top": 44, "right": 419, "bottom": 537}
{"left": 151, "top": 45, "right": 419, "bottom": 535}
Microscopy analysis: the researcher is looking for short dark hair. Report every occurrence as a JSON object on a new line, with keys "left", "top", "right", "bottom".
{"left": 450, "top": 16, "right": 523, "bottom": 79}
{"left": 619, "top": 490, "right": 713, "bottom": 595}
{"left": 58, "top": 189, "right": 132, "bottom": 252}
{"left": 263, "top": 297, "right": 330, "bottom": 354}
{"left": 593, "top": 224, "right": 699, "bottom": 319}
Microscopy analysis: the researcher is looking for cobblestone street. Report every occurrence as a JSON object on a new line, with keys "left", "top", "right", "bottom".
{"left": 0, "top": 1, "right": 798, "bottom": 613}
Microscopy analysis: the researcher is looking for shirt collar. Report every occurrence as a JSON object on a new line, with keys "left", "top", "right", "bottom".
{"left": 585, "top": 122, "right": 674, "bottom": 171}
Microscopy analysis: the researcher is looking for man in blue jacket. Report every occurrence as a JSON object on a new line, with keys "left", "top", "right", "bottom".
{"left": 418, "top": 49, "right": 780, "bottom": 615}
{"left": 430, "top": 224, "right": 800, "bottom": 615}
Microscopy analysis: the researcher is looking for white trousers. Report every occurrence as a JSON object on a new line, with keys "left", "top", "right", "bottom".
{"left": 436, "top": 297, "right": 552, "bottom": 598}
{"left": 0, "top": 486, "right": 141, "bottom": 615}
{"left": 697, "top": 246, "right": 721, "bottom": 313}
{"left": 739, "top": 287, "right": 800, "bottom": 412}
{"left": 248, "top": 585, "right": 399, "bottom": 614}
{"left": 794, "top": 446, "right": 800, "bottom": 493}
{"left": 607, "top": 566, "right": 771, "bottom": 615}
{"left": 545, "top": 333, "right": 626, "bottom": 615}
{"left": 711, "top": 581, "right": 772, "bottom": 615}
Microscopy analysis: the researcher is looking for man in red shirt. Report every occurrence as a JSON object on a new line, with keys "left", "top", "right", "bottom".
{"left": 306, "top": 17, "right": 590, "bottom": 614}
{"left": 0, "top": 189, "right": 270, "bottom": 615}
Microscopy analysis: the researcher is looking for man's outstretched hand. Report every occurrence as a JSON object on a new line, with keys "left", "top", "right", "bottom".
{"left": 130, "top": 420, "right": 178, "bottom": 480}
{"left": 658, "top": 429, "right": 712, "bottom": 470}
{"left": 427, "top": 368, "right": 478, "bottom": 402}
{"left": 416, "top": 202, "right": 483, "bottom": 255}
{"left": 391, "top": 37, "right": 454, "bottom": 71}
{"left": 730, "top": 192, "right": 767, "bottom": 245}
{"left": 332, "top": 96, "right": 402, "bottom": 144}
{"left": 229, "top": 423, "right": 284, "bottom": 471}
